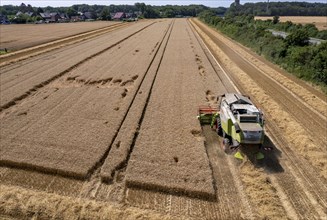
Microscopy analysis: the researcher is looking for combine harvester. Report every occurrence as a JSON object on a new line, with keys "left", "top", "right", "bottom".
{"left": 198, "top": 93, "right": 271, "bottom": 160}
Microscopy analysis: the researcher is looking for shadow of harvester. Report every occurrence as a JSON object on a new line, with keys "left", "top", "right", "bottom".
{"left": 239, "top": 134, "right": 284, "bottom": 174}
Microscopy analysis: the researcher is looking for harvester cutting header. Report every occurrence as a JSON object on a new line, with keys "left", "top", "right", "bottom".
{"left": 198, "top": 93, "right": 270, "bottom": 160}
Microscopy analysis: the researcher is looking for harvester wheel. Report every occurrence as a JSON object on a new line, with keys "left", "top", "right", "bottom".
{"left": 223, "top": 138, "right": 230, "bottom": 153}
{"left": 216, "top": 118, "right": 223, "bottom": 136}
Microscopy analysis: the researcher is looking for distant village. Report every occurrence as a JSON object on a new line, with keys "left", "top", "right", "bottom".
{"left": 0, "top": 3, "right": 218, "bottom": 25}
{"left": 0, "top": 3, "right": 141, "bottom": 25}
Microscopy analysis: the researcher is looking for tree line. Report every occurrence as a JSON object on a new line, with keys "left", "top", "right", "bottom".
{"left": 199, "top": 10, "right": 327, "bottom": 92}
{"left": 227, "top": 2, "right": 327, "bottom": 16}
{"left": 0, "top": 3, "right": 220, "bottom": 20}
{"left": 1, "top": 1, "right": 326, "bottom": 18}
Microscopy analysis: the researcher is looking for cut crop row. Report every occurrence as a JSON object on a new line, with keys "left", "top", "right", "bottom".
{"left": 125, "top": 19, "right": 216, "bottom": 200}
{"left": 0, "top": 21, "right": 153, "bottom": 111}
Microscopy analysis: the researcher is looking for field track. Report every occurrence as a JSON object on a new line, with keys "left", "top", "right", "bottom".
{"left": 0, "top": 18, "right": 326, "bottom": 219}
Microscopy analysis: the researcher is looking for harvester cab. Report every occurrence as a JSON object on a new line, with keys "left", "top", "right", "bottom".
{"left": 198, "top": 93, "right": 270, "bottom": 160}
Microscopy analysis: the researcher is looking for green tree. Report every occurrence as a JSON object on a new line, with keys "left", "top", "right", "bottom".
{"left": 100, "top": 8, "right": 110, "bottom": 20}
{"left": 303, "top": 24, "right": 318, "bottom": 37}
{"left": 163, "top": 8, "right": 175, "bottom": 18}
{"left": 143, "top": 5, "right": 159, "bottom": 18}
{"left": 135, "top": 3, "right": 146, "bottom": 15}
{"left": 13, "top": 13, "right": 30, "bottom": 23}
{"left": 310, "top": 42, "right": 327, "bottom": 83}
{"left": 36, "top": 7, "right": 44, "bottom": 14}
{"left": 285, "top": 29, "right": 309, "bottom": 47}
{"left": 272, "top": 15, "right": 279, "bottom": 24}
{"left": 316, "top": 30, "right": 327, "bottom": 40}
{"left": 66, "top": 7, "right": 78, "bottom": 18}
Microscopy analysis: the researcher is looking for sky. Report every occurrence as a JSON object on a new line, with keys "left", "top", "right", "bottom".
{"left": 0, "top": 0, "right": 326, "bottom": 8}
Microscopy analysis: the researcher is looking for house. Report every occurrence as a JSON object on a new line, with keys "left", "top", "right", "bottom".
{"left": 16, "top": 11, "right": 23, "bottom": 16}
{"left": 16, "top": 11, "right": 36, "bottom": 17}
{"left": 25, "top": 11, "right": 36, "bottom": 17}
{"left": 83, "top": 12, "right": 94, "bottom": 20}
{"left": 110, "top": 13, "right": 116, "bottom": 19}
{"left": 0, "top": 14, "right": 9, "bottom": 24}
{"left": 70, "top": 15, "right": 86, "bottom": 22}
{"left": 59, "top": 13, "right": 70, "bottom": 22}
{"left": 113, "top": 12, "right": 126, "bottom": 20}
{"left": 70, "top": 16, "right": 80, "bottom": 22}
{"left": 40, "top": 12, "right": 60, "bottom": 23}
{"left": 50, "top": 13, "right": 61, "bottom": 22}
{"left": 134, "top": 11, "right": 142, "bottom": 17}
{"left": 39, "top": 12, "right": 50, "bottom": 20}
{"left": 125, "top": 13, "right": 136, "bottom": 19}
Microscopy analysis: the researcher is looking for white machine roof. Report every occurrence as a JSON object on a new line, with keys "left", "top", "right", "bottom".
{"left": 232, "top": 104, "right": 259, "bottom": 113}
{"left": 224, "top": 93, "right": 253, "bottom": 105}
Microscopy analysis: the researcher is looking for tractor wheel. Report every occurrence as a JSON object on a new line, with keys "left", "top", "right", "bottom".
{"left": 216, "top": 118, "right": 223, "bottom": 136}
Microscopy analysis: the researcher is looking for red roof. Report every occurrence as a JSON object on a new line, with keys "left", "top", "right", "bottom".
{"left": 113, "top": 12, "right": 125, "bottom": 19}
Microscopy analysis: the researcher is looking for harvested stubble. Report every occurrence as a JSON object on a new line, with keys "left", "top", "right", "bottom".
{"left": 0, "top": 185, "right": 179, "bottom": 220}
{"left": 0, "top": 21, "right": 116, "bottom": 51}
{"left": 0, "top": 87, "right": 125, "bottom": 178}
{"left": 239, "top": 161, "right": 288, "bottom": 219}
{"left": 125, "top": 19, "right": 215, "bottom": 200}
{"left": 0, "top": 21, "right": 152, "bottom": 109}
{"left": 100, "top": 20, "right": 173, "bottom": 182}
{"left": 0, "top": 21, "right": 173, "bottom": 179}
{"left": 0, "top": 167, "right": 83, "bottom": 197}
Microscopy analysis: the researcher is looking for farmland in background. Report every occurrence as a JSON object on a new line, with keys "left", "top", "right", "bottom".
{"left": 255, "top": 16, "right": 327, "bottom": 30}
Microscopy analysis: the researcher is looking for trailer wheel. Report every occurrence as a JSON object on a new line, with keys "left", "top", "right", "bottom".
{"left": 216, "top": 118, "right": 223, "bottom": 136}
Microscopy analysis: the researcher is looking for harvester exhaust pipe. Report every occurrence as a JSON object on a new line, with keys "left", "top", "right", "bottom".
{"left": 234, "top": 123, "right": 241, "bottom": 133}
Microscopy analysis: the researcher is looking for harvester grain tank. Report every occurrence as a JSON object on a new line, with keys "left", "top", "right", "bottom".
{"left": 198, "top": 93, "right": 268, "bottom": 159}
